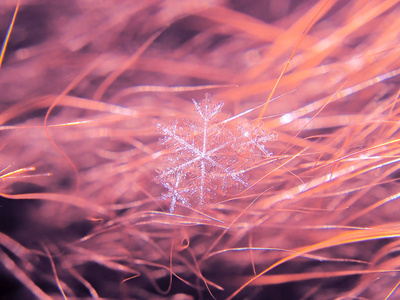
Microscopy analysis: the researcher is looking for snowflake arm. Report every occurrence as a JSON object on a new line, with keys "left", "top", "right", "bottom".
{"left": 158, "top": 172, "right": 193, "bottom": 213}
{"left": 192, "top": 93, "right": 224, "bottom": 122}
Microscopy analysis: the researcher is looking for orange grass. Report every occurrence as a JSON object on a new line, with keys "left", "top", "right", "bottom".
{"left": 0, "top": 0, "right": 400, "bottom": 299}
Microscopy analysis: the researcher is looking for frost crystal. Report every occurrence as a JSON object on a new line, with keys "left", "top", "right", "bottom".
{"left": 156, "top": 94, "right": 274, "bottom": 212}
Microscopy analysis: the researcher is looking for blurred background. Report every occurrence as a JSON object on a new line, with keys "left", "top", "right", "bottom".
{"left": 0, "top": 0, "right": 400, "bottom": 299}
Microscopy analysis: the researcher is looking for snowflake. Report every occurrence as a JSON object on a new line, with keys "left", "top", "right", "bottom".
{"left": 156, "top": 93, "right": 275, "bottom": 212}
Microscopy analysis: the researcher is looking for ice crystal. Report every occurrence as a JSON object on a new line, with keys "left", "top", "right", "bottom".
{"left": 156, "top": 94, "right": 275, "bottom": 212}
{"left": 235, "top": 121, "right": 277, "bottom": 161}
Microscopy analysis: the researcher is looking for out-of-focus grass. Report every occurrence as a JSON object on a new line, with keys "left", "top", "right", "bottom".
{"left": 0, "top": 0, "right": 400, "bottom": 299}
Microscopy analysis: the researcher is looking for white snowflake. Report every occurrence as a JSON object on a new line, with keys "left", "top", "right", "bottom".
{"left": 156, "top": 94, "right": 274, "bottom": 212}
